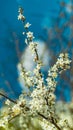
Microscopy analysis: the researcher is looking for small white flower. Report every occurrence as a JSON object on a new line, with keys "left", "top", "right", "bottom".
{"left": 24, "top": 22, "right": 31, "bottom": 28}
{"left": 26, "top": 31, "right": 34, "bottom": 39}
{"left": 5, "top": 99, "right": 10, "bottom": 106}
{"left": 18, "top": 13, "right": 25, "bottom": 21}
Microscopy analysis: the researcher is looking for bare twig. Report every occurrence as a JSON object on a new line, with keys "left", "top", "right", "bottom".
{"left": 0, "top": 92, "right": 17, "bottom": 104}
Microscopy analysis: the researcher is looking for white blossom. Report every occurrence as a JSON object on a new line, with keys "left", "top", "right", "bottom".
{"left": 26, "top": 31, "right": 34, "bottom": 40}
{"left": 24, "top": 22, "right": 31, "bottom": 28}
{"left": 18, "top": 13, "right": 25, "bottom": 21}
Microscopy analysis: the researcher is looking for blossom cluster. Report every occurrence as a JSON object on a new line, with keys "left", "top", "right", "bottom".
{"left": 0, "top": 7, "right": 71, "bottom": 130}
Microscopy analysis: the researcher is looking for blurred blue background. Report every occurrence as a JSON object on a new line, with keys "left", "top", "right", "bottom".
{"left": 0, "top": 0, "right": 72, "bottom": 106}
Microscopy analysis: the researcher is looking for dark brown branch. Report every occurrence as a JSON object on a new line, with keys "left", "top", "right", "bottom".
{"left": 0, "top": 92, "right": 17, "bottom": 104}
{"left": 51, "top": 117, "right": 62, "bottom": 130}
{"left": 38, "top": 112, "right": 48, "bottom": 120}
{"left": 38, "top": 112, "right": 61, "bottom": 130}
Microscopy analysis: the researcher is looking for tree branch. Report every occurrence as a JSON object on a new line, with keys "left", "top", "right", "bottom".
{"left": 0, "top": 92, "right": 17, "bottom": 104}
{"left": 38, "top": 112, "right": 61, "bottom": 130}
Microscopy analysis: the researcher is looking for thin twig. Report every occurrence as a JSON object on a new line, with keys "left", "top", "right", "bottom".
{"left": 38, "top": 112, "right": 48, "bottom": 120}
{"left": 8, "top": 113, "right": 20, "bottom": 122}
{"left": 0, "top": 92, "right": 17, "bottom": 104}
{"left": 51, "top": 117, "right": 62, "bottom": 130}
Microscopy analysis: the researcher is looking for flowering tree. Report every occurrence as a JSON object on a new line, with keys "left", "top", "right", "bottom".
{"left": 0, "top": 7, "right": 72, "bottom": 130}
